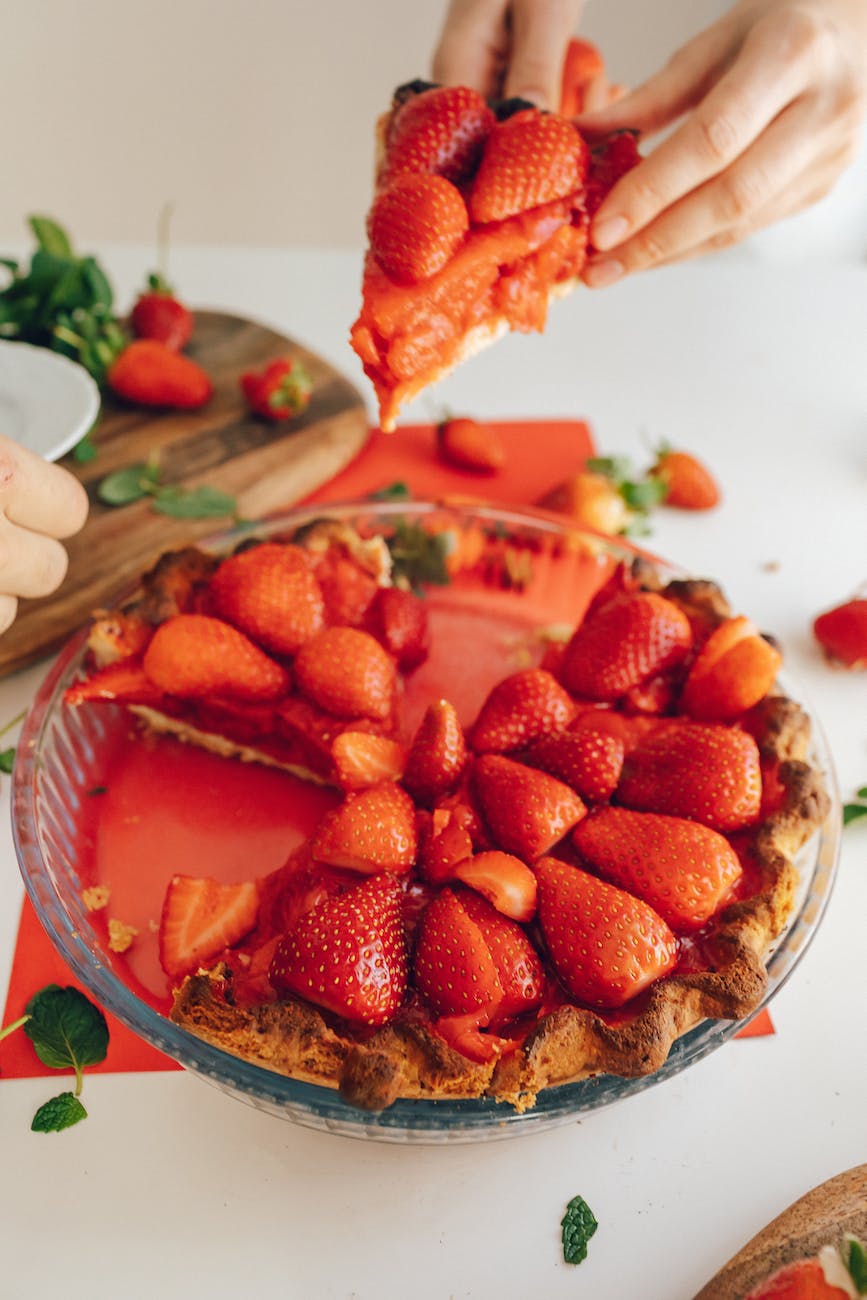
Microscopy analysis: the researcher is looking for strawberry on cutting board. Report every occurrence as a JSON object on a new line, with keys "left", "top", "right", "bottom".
{"left": 159, "top": 875, "right": 260, "bottom": 980}
{"left": 130, "top": 272, "right": 194, "bottom": 352}
{"left": 269, "top": 873, "right": 408, "bottom": 1027}
{"left": 535, "top": 856, "right": 678, "bottom": 1008}
{"left": 107, "top": 338, "right": 212, "bottom": 409}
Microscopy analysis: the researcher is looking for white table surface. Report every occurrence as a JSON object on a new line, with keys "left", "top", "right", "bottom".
{"left": 1, "top": 247, "right": 866, "bottom": 1300}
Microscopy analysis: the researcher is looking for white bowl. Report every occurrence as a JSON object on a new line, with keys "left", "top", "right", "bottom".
{"left": 0, "top": 339, "right": 101, "bottom": 461}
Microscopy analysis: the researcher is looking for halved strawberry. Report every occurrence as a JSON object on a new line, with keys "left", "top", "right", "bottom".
{"left": 209, "top": 542, "right": 324, "bottom": 656}
{"left": 680, "top": 616, "right": 781, "bottom": 721}
{"left": 573, "top": 806, "right": 743, "bottom": 933}
{"left": 159, "top": 874, "right": 260, "bottom": 980}
{"left": 813, "top": 597, "right": 867, "bottom": 668}
{"left": 469, "top": 108, "right": 589, "bottom": 223}
{"left": 312, "top": 782, "right": 417, "bottom": 874}
{"left": 383, "top": 84, "right": 495, "bottom": 185}
{"left": 560, "top": 591, "right": 692, "bottom": 701}
{"left": 311, "top": 549, "right": 379, "bottom": 627}
{"left": 452, "top": 850, "right": 537, "bottom": 923}
{"left": 269, "top": 873, "right": 407, "bottom": 1027}
{"left": 472, "top": 754, "right": 587, "bottom": 859}
{"left": 417, "top": 809, "right": 474, "bottom": 885}
{"left": 520, "top": 726, "right": 625, "bottom": 803}
{"left": 369, "top": 174, "right": 469, "bottom": 285}
{"left": 364, "top": 585, "right": 429, "bottom": 671}
{"left": 535, "top": 856, "right": 678, "bottom": 1008}
{"left": 64, "top": 659, "right": 163, "bottom": 707}
{"left": 470, "top": 668, "right": 576, "bottom": 753}
{"left": 294, "top": 626, "right": 397, "bottom": 721}
{"left": 413, "top": 887, "right": 503, "bottom": 1017}
{"left": 456, "top": 887, "right": 544, "bottom": 1019}
{"left": 402, "top": 699, "right": 468, "bottom": 805}
{"left": 143, "top": 613, "right": 290, "bottom": 702}
{"left": 331, "top": 731, "right": 407, "bottom": 791}
{"left": 617, "top": 721, "right": 762, "bottom": 832}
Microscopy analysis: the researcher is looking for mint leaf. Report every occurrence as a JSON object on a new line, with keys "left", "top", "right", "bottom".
{"left": 561, "top": 1194, "right": 598, "bottom": 1266}
{"left": 73, "top": 433, "right": 98, "bottom": 464}
{"left": 387, "top": 520, "right": 450, "bottom": 590}
{"left": 586, "top": 455, "right": 632, "bottom": 482}
{"left": 369, "top": 481, "right": 411, "bottom": 501}
{"left": 31, "top": 1091, "right": 87, "bottom": 1133}
{"left": 24, "top": 985, "right": 109, "bottom": 1095}
{"left": 151, "top": 484, "right": 238, "bottom": 519}
{"left": 843, "top": 804, "right": 867, "bottom": 827}
{"left": 857, "top": 786, "right": 867, "bottom": 800}
{"left": 98, "top": 462, "right": 159, "bottom": 506}
{"left": 622, "top": 477, "right": 668, "bottom": 511}
{"left": 0, "top": 746, "right": 15, "bottom": 773}
{"left": 28, "top": 215, "right": 74, "bottom": 260}
{"left": 847, "top": 1236, "right": 867, "bottom": 1293}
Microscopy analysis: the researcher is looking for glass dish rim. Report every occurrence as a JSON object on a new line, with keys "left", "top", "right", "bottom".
{"left": 11, "top": 498, "right": 843, "bottom": 1141}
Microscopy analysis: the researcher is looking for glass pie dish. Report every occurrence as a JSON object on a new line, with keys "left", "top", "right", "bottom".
{"left": 12, "top": 501, "right": 841, "bottom": 1144}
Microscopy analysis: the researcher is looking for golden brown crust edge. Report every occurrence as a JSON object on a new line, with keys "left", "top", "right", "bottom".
{"left": 168, "top": 577, "right": 831, "bottom": 1113}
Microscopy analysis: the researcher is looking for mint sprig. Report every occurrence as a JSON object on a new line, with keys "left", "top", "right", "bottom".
{"left": 561, "top": 1194, "right": 598, "bottom": 1265}
{"left": 843, "top": 785, "right": 867, "bottom": 827}
{"left": 0, "top": 984, "right": 109, "bottom": 1133}
{"left": 98, "top": 456, "right": 237, "bottom": 521}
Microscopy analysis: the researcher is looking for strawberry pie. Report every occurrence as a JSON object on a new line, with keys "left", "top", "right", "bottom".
{"left": 64, "top": 511, "right": 829, "bottom": 1113}
{"left": 350, "top": 81, "right": 641, "bottom": 431}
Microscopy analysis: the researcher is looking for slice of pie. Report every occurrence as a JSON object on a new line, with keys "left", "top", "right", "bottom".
{"left": 65, "top": 517, "right": 829, "bottom": 1114}
{"left": 350, "top": 79, "right": 640, "bottom": 431}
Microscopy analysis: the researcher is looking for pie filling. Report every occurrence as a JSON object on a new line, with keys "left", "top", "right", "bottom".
{"left": 65, "top": 521, "right": 829, "bottom": 1112}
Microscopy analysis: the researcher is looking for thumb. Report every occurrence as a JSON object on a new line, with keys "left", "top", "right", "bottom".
{"left": 504, "top": 0, "right": 584, "bottom": 110}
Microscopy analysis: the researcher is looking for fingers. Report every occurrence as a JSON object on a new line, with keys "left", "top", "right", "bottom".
{"left": 588, "top": 25, "right": 811, "bottom": 254}
{"left": 582, "top": 95, "right": 844, "bottom": 286}
{"left": 0, "top": 434, "right": 89, "bottom": 540}
{"left": 505, "top": 0, "right": 585, "bottom": 108}
{"left": 432, "top": 0, "right": 511, "bottom": 97}
{"left": 0, "top": 515, "right": 70, "bottom": 600}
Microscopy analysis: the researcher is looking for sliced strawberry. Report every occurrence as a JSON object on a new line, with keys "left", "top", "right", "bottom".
{"left": 269, "top": 874, "right": 407, "bottom": 1027}
{"left": 452, "top": 850, "right": 537, "bottom": 923}
{"left": 294, "top": 626, "right": 397, "bottom": 721}
{"left": 560, "top": 591, "right": 692, "bottom": 701}
{"left": 312, "top": 782, "right": 417, "bottom": 874}
{"left": 573, "top": 806, "right": 743, "bottom": 934}
{"left": 413, "top": 887, "right": 503, "bottom": 1018}
{"left": 276, "top": 696, "right": 391, "bottom": 779}
{"left": 436, "top": 417, "right": 506, "bottom": 474}
{"left": 813, "top": 597, "right": 867, "bottom": 668}
{"left": 209, "top": 542, "right": 324, "bottom": 656}
{"left": 472, "top": 754, "right": 587, "bottom": 859}
{"left": 331, "top": 731, "right": 407, "bottom": 791}
{"left": 383, "top": 84, "right": 495, "bottom": 184}
{"left": 417, "top": 809, "right": 474, "bottom": 885}
{"left": 469, "top": 108, "right": 589, "bottom": 223}
{"left": 680, "top": 616, "right": 781, "bottom": 721}
{"left": 142, "top": 613, "right": 290, "bottom": 702}
{"left": 433, "top": 1008, "right": 514, "bottom": 1064}
{"left": 456, "top": 887, "right": 544, "bottom": 1019}
{"left": 403, "top": 698, "right": 468, "bottom": 805}
{"left": 364, "top": 586, "right": 429, "bottom": 671}
{"left": 370, "top": 174, "right": 469, "bottom": 285}
{"left": 470, "top": 668, "right": 576, "bottom": 753}
{"left": 64, "top": 659, "right": 163, "bottom": 706}
{"left": 744, "top": 1256, "right": 854, "bottom": 1300}
{"left": 311, "top": 549, "right": 379, "bottom": 627}
{"left": 617, "top": 721, "right": 762, "bottom": 832}
{"left": 535, "top": 856, "right": 678, "bottom": 1008}
{"left": 159, "top": 874, "right": 260, "bottom": 980}
{"left": 521, "top": 726, "right": 625, "bottom": 803}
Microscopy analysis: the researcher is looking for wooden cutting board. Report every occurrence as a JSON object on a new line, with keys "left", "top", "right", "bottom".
{"left": 0, "top": 310, "right": 370, "bottom": 677}
{"left": 696, "top": 1164, "right": 867, "bottom": 1298}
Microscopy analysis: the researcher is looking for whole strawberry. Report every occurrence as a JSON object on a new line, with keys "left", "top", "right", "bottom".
{"left": 312, "top": 782, "right": 417, "bottom": 874}
{"left": 650, "top": 446, "right": 720, "bottom": 510}
{"left": 403, "top": 699, "right": 468, "bottom": 805}
{"left": 130, "top": 272, "right": 193, "bottom": 352}
{"left": 436, "top": 416, "right": 505, "bottom": 474}
{"left": 142, "top": 613, "right": 290, "bottom": 701}
{"left": 294, "top": 626, "right": 397, "bottom": 720}
{"left": 107, "top": 338, "right": 212, "bottom": 409}
{"left": 241, "top": 357, "right": 313, "bottom": 421}
{"left": 560, "top": 591, "right": 692, "bottom": 701}
{"left": 364, "top": 586, "right": 429, "bottom": 671}
{"left": 469, "top": 108, "right": 589, "bottom": 223}
{"left": 471, "top": 668, "right": 576, "bottom": 753}
{"left": 813, "top": 596, "right": 867, "bottom": 668}
{"left": 383, "top": 85, "right": 495, "bottom": 185}
{"left": 210, "top": 542, "right": 324, "bottom": 656}
{"left": 269, "top": 874, "right": 408, "bottom": 1027}
{"left": 472, "top": 754, "right": 587, "bottom": 859}
{"left": 369, "top": 174, "right": 469, "bottom": 285}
